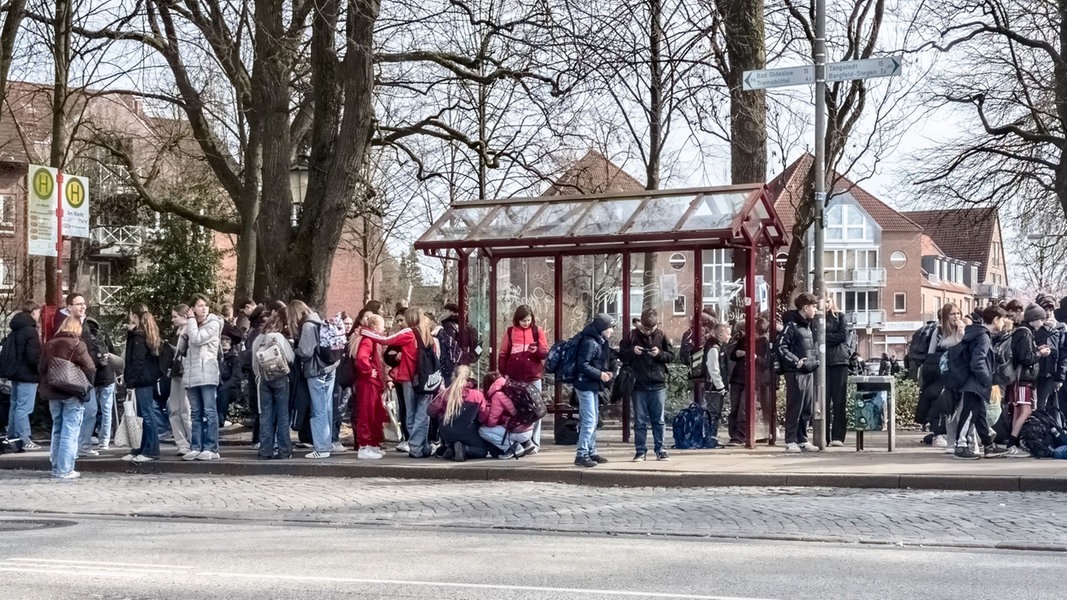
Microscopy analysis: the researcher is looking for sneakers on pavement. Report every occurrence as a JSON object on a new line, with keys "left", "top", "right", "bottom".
{"left": 784, "top": 443, "right": 801, "bottom": 454}
{"left": 632, "top": 452, "right": 646, "bottom": 462}
{"left": 590, "top": 454, "right": 608, "bottom": 464}
{"left": 131, "top": 454, "right": 155, "bottom": 463}
{"left": 331, "top": 442, "right": 348, "bottom": 454}
{"left": 357, "top": 447, "right": 383, "bottom": 460}
{"left": 574, "top": 456, "right": 597, "bottom": 468}
{"left": 800, "top": 442, "right": 821, "bottom": 453}
{"left": 23, "top": 442, "right": 41, "bottom": 451}
{"left": 305, "top": 451, "right": 331, "bottom": 459}
{"left": 396, "top": 441, "right": 410, "bottom": 453}
{"left": 829, "top": 441, "right": 845, "bottom": 448}
{"left": 453, "top": 442, "right": 467, "bottom": 463}
{"left": 196, "top": 451, "right": 220, "bottom": 461}
{"left": 79, "top": 449, "right": 99, "bottom": 457}
{"left": 932, "top": 435, "right": 948, "bottom": 448}
{"left": 55, "top": 471, "right": 81, "bottom": 481}
{"left": 953, "top": 447, "right": 980, "bottom": 460}
{"left": 1005, "top": 445, "right": 1029, "bottom": 458}
{"left": 984, "top": 445, "right": 1009, "bottom": 458}
{"left": 121, "top": 454, "right": 136, "bottom": 462}
{"left": 182, "top": 451, "right": 202, "bottom": 461}
{"left": 250, "top": 442, "right": 261, "bottom": 450}
{"left": 656, "top": 451, "right": 670, "bottom": 461}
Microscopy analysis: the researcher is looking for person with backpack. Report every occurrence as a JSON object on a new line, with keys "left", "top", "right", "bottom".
{"left": 350, "top": 313, "right": 390, "bottom": 460}
{"left": 619, "top": 308, "right": 675, "bottom": 461}
{"left": 121, "top": 304, "right": 163, "bottom": 463}
{"left": 360, "top": 307, "right": 440, "bottom": 458}
{"left": 498, "top": 305, "right": 549, "bottom": 452}
{"left": 1033, "top": 294, "right": 1065, "bottom": 412}
{"left": 39, "top": 316, "right": 96, "bottom": 480}
{"left": 755, "top": 317, "right": 779, "bottom": 444}
{"left": 947, "top": 304, "right": 1011, "bottom": 460}
{"left": 287, "top": 300, "right": 340, "bottom": 459}
{"left": 699, "top": 323, "right": 731, "bottom": 446}
{"left": 1003, "top": 303, "right": 1051, "bottom": 457}
{"left": 478, "top": 371, "right": 535, "bottom": 459}
{"left": 437, "top": 302, "right": 481, "bottom": 388}
{"left": 916, "top": 304, "right": 964, "bottom": 451}
{"left": 778, "top": 293, "right": 821, "bottom": 454}
{"left": 79, "top": 318, "right": 117, "bottom": 454}
{"left": 678, "top": 309, "right": 717, "bottom": 403}
{"left": 429, "top": 364, "right": 489, "bottom": 461}
{"left": 824, "top": 296, "right": 855, "bottom": 447}
{"left": 241, "top": 304, "right": 269, "bottom": 451}
{"left": 573, "top": 313, "right": 615, "bottom": 468}
{"left": 4, "top": 301, "right": 43, "bottom": 450}
{"left": 250, "top": 312, "right": 295, "bottom": 460}
{"left": 179, "top": 294, "right": 224, "bottom": 461}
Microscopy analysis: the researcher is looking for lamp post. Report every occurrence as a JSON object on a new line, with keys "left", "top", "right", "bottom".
{"left": 289, "top": 156, "right": 309, "bottom": 225}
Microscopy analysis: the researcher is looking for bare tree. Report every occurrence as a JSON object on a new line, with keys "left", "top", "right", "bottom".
{"left": 0, "top": 0, "right": 27, "bottom": 107}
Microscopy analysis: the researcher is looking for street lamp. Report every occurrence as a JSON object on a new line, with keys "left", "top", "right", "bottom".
{"left": 289, "top": 155, "right": 309, "bottom": 225}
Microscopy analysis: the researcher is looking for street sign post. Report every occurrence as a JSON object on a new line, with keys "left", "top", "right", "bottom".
{"left": 826, "top": 56, "right": 902, "bottom": 83}
{"left": 742, "top": 65, "right": 815, "bottom": 90}
{"left": 26, "top": 164, "right": 90, "bottom": 311}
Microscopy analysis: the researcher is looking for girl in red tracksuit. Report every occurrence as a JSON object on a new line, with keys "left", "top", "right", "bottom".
{"left": 498, "top": 305, "right": 548, "bottom": 451}
{"left": 352, "top": 313, "right": 390, "bottom": 459}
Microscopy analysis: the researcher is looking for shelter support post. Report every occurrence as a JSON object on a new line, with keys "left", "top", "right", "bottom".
{"left": 744, "top": 246, "right": 757, "bottom": 449}
{"left": 458, "top": 250, "right": 470, "bottom": 353}
{"left": 489, "top": 255, "right": 499, "bottom": 371}
{"left": 554, "top": 254, "right": 564, "bottom": 408}
{"left": 621, "top": 252, "right": 631, "bottom": 444}
{"left": 693, "top": 248, "right": 704, "bottom": 404}
{"left": 770, "top": 244, "right": 780, "bottom": 443}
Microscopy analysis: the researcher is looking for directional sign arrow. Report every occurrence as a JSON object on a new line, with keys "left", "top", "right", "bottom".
{"left": 742, "top": 64, "right": 815, "bottom": 90}
{"left": 826, "top": 55, "right": 902, "bottom": 83}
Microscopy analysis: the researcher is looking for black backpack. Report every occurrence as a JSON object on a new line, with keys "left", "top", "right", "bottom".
{"left": 991, "top": 332, "right": 1015, "bottom": 387}
{"left": 412, "top": 334, "right": 442, "bottom": 395}
{"left": 502, "top": 379, "right": 547, "bottom": 427}
{"left": 0, "top": 334, "right": 16, "bottom": 379}
{"left": 1019, "top": 409, "right": 1066, "bottom": 458}
{"left": 906, "top": 323, "right": 936, "bottom": 380}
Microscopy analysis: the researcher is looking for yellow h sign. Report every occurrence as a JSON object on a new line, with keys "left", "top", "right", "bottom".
{"left": 32, "top": 168, "right": 54, "bottom": 199}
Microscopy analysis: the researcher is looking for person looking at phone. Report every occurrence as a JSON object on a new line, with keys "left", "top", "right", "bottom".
{"left": 619, "top": 309, "right": 675, "bottom": 461}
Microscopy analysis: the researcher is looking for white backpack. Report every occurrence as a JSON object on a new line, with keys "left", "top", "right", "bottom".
{"left": 255, "top": 335, "right": 291, "bottom": 381}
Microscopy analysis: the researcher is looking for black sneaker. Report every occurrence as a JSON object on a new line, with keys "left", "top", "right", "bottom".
{"left": 953, "top": 447, "right": 980, "bottom": 460}
{"left": 574, "top": 456, "right": 597, "bottom": 467}
{"left": 453, "top": 441, "right": 466, "bottom": 463}
{"left": 632, "top": 452, "right": 646, "bottom": 462}
{"left": 984, "top": 445, "right": 1009, "bottom": 458}
{"left": 656, "top": 451, "right": 670, "bottom": 461}
{"left": 590, "top": 454, "right": 608, "bottom": 464}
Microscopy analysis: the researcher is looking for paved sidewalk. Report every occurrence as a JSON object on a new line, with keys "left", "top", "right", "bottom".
{"left": 3, "top": 430, "right": 1067, "bottom": 491}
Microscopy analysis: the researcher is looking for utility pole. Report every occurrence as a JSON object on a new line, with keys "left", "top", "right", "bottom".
{"left": 812, "top": 0, "right": 827, "bottom": 449}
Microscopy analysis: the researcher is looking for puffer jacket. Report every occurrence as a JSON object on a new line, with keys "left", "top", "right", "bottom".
{"left": 619, "top": 327, "right": 674, "bottom": 390}
{"left": 959, "top": 323, "right": 994, "bottom": 402}
{"left": 1035, "top": 321, "right": 1065, "bottom": 381}
{"left": 574, "top": 324, "right": 611, "bottom": 392}
{"left": 1011, "top": 323, "right": 1041, "bottom": 385}
{"left": 498, "top": 325, "right": 548, "bottom": 382}
{"left": 124, "top": 329, "right": 161, "bottom": 389}
{"left": 478, "top": 376, "right": 533, "bottom": 433}
{"left": 37, "top": 331, "right": 95, "bottom": 400}
{"left": 6, "top": 311, "right": 41, "bottom": 383}
{"left": 178, "top": 313, "right": 223, "bottom": 387}
{"left": 778, "top": 310, "right": 818, "bottom": 373}
{"left": 85, "top": 317, "right": 118, "bottom": 387}
{"left": 824, "top": 311, "right": 852, "bottom": 367}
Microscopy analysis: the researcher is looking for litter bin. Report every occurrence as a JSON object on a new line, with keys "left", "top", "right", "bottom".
{"left": 848, "top": 375, "right": 896, "bottom": 451}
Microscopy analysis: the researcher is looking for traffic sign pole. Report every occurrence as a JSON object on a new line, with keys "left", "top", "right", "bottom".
{"left": 55, "top": 169, "right": 64, "bottom": 308}
{"left": 812, "top": 0, "right": 827, "bottom": 450}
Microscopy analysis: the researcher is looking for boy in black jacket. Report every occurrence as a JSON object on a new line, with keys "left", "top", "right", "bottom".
{"left": 953, "top": 305, "right": 1011, "bottom": 460}
{"left": 778, "top": 293, "right": 820, "bottom": 454}
{"left": 619, "top": 309, "right": 675, "bottom": 461}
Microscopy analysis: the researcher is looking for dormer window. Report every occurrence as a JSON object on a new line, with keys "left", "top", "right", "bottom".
{"left": 826, "top": 204, "right": 874, "bottom": 243}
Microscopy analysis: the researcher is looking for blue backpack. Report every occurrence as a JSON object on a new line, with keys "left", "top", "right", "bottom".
{"left": 672, "top": 403, "right": 718, "bottom": 449}
{"left": 544, "top": 335, "right": 584, "bottom": 384}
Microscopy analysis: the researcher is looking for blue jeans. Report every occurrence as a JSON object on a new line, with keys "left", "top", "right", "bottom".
{"left": 258, "top": 377, "right": 292, "bottom": 458}
{"left": 49, "top": 398, "right": 84, "bottom": 476}
{"left": 77, "top": 387, "right": 99, "bottom": 453}
{"left": 94, "top": 384, "right": 116, "bottom": 447}
{"left": 307, "top": 373, "right": 336, "bottom": 453}
{"left": 478, "top": 425, "right": 534, "bottom": 453}
{"left": 7, "top": 381, "right": 38, "bottom": 443}
{"left": 402, "top": 381, "right": 431, "bottom": 457}
{"left": 530, "top": 379, "right": 543, "bottom": 448}
{"left": 632, "top": 387, "right": 666, "bottom": 454}
{"left": 134, "top": 387, "right": 160, "bottom": 457}
{"left": 576, "top": 388, "right": 599, "bottom": 459}
{"left": 187, "top": 385, "right": 219, "bottom": 452}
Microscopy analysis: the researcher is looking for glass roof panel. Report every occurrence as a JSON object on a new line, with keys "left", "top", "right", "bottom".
{"left": 478, "top": 204, "right": 545, "bottom": 239}
{"left": 572, "top": 199, "right": 643, "bottom": 236}
{"left": 625, "top": 195, "right": 695, "bottom": 234}
{"left": 420, "top": 206, "right": 492, "bottom": 242}
{"left": 681, "top": 192, "right": 749, "bottom": 232}
{"left": 524, "top": 202, "right": 588, "bottom": 237}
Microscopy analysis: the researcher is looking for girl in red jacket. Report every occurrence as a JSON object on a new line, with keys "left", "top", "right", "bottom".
{"left": 478, "top": 372, "right": 535, "bottom": 459}
{"left": 498, "top": 305, "right": 548, "bottom": 452}
{"left": 352, "top": 313, "right": 390, "bottom": 459}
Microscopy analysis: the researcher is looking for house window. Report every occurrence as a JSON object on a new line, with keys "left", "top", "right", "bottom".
{"left": 890, "top": 251, "right": 907, "bottom": 269}
{"left": 823, "top": 250, "right": 847, "bottom": 283}
{"left": 894, "top": 292, "right": 906, "bottom": 313}
{"left": 992, "top": 243, "right": 1001, "bottom": 267}
{"left": 0, "top": 259, "right": 11, "bottom": 290}
{"left": 843, "top": 291, "right": 879, "bottom": 312}
{"left": 826, "top": 203, "right": 875, "bottom": 243}
{"left": 0, "top": 195, "right": 14, "bottom": 232}
{"left": 701, "top": 248, "right": 733, "bottom": 301}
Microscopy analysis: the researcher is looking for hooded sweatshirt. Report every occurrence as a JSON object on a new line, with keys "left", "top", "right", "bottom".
{"left": 7, "top": 311, "right": 42, "bottom": 383}
{"left": 778, "top": 309, "right": 818, "bottom": 374}
{"left": 479, "top": 376, "right": 533, "bottom": 432}
{"left": 959, "top": 322, "right": 995, "bottom": 402}
{"left": 574, "top": 318, "right": 613, "bottom": 393}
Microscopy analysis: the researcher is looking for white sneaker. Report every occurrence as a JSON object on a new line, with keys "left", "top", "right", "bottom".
{"left": 829, "top": 441, "right": 844, "bottom": 447}
{"left": 1005, "top": 446, "right": 1029, "bottom": 458}
{"left": 331, "top": 442, "right": 348, "bottom": 453}
{"left": 944, "top": 446, "right": 957, "bottom": 455}
{"left": 131, "top": 454, "right": 155, "bottom": 463}
{"left": 99, "top": 444, "right": 110, "bottom": 451}
{"left": 784, "top": 443, "right": 801, "bottom": 454}
{"left": 305, "top": 451, "right": 331, "bottom": 459}
{"left": 223, "top": 420, "right": 233, "bottom": 427}
{"left": 121, "top": 454, "right": 136, "bottom": 462}
{"left": 56, "top": 471, "right": 81, "bottom": 481}
{"left": 357, "top": 447, "right": 382, "bottom": 460}
{"left": 251, "top": 442, "right": 261, "bottom": 450}
{"left": 182, "top": 451, "right": 202, "bottom": 461}
{"left": 800, "top": 442, "right": 821, "bottom": 452}
{"left": 79, "top": 449, "right": 99, "bottom": 457}
{"left": 195, "top": 451, "right": 220, "bottom": 461}
{"left": 396, "top": 441, "right": 410, "bottom": 453}
{"left": 932, "top": 435, "right": 948, "bottom": 448}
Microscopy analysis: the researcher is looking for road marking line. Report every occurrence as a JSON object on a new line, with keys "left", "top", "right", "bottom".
{"left": 197, "top": 570, "right": 780, "bottom": 600}
{"left": 0, "top": 567, "right": 144, "bottom": 578}
{"left": 8, "top": 557, "right": 193, "bottom": 569}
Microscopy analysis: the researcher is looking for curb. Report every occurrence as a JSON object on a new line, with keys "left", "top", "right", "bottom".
{"left": 4, "top": 455, "right": 1067, "bottom": 492}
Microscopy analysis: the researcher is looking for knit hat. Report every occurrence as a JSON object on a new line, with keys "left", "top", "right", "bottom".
{"left": 592, "top": 313, "right": 616, "bottom": 333}
{"left": 1036, "top": 294, "right": 1056, "bottom": 310}
{"left": 1023, "top": 303, "right": 1047, "bottom": 324}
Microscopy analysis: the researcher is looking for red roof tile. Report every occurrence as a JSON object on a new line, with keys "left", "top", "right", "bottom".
{"left": 902, "top": 208, "right": 998, "bottom": 280}
{"left": 542, "top": 150, "right": 644, "bottom": 196}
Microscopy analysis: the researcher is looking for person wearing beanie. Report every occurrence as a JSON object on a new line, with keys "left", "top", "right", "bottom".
{"left": 1033, "top": 296, "right": 1066, "bottom": 412}
{"left": 777, "top": 293, "right": 821, "bottom": 454}
{"left": 573, "top": 313, "right": 615, "bottom": 468}
{"left": 1003, "top": 303, "right": 1051, "bottom": 457}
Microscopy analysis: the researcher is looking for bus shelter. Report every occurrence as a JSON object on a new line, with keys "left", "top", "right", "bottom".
{"left": 414, "top": 184, "right": 786, "bottom": 448}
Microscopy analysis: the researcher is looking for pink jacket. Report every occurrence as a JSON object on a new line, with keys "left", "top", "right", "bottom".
{"left": 498, "top": 326, "right": 547, "bottom": 382}
{"left": 478, "top": 376, "right": 533, "bottom": 433}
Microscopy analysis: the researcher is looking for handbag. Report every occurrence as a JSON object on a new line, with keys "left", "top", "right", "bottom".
{"left": 46, "top": 342, "right": 92, "bottom": 398}
{"left": 113, "top": 390, "right": 143, "bottom": 448}
{"left": 383, "top": 391, "right": 402, "bottom": 442}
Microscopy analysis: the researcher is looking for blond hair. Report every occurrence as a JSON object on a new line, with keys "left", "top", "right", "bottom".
{"left": 57, "top": 315, "right": 82, "bottom": 337}
{"left": 348, "top": 313, "right": 385, "bottom": 355}
{"left": 405, "top": 307, "right": 433, "bottom": 345}
{"left": 442, "top": 365, "right": 471, "bottom": 425}
{"left": 286, "top": 300, "right": 314, "bottom": 339}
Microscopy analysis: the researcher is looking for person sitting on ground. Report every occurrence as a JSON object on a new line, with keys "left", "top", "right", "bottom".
{"left": 478, "top": 371, "right": 535, "bottom": 459}
{"left": 429, "top": 365, "right": 489, "bottom": 461}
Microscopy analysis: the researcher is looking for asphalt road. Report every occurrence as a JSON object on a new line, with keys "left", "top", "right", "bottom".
{"left": 0, "top": 514, "right": 1062, "bottom": 600}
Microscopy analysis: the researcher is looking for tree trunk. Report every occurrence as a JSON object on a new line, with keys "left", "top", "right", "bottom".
{"left": 641, "top": 0, "right": 664, "bottom": 312}
{"left": 719, "top": 0, "right": 767, "bottom": 185}
{"left": 0, "top": 0, "right": 27, "bottom": 107}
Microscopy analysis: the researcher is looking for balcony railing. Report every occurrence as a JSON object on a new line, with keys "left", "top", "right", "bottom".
{"left": 975, "top": 283, "right": 1011, "bottom": 299}
{"left": 848, "top": 268, "right": 887, "bottom": 287}
{"left": 94, "top": 285, "right": 124, "bottom": 307}
{"left": 90, "top": 226, "right": 144, "bottom": 256}
{"left": 847, "top": 309, "right": 886, "bottom": 328}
